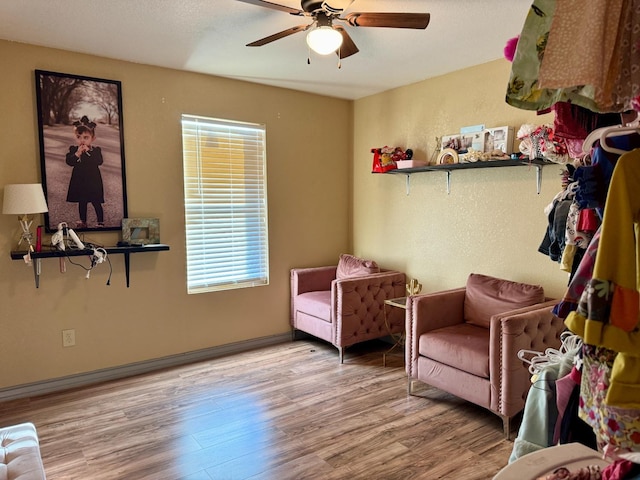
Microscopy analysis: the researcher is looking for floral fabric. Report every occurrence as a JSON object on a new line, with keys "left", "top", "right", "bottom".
{"left": 537, "top": 0, "right": 624, "bottom": 92}
{"left": 579, "top": 345, "right": 640, "bottom": 452}
{"left": 507, "top": 0, "right": 640, "bottom": 113}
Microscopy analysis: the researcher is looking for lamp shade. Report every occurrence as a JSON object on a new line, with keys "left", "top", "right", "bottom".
{"left": 2, "top": 184, "right": 48, "bottom": 215}
{"left": 306, "top": 26, "right": 343, "bottom": 55}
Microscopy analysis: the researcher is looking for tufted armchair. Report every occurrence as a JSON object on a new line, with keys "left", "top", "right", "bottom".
{"left": 291, "top": 254, "right": 406, "bottom": 363}
{"left": 405, "top": 273, "right": 564, "bottom": 438}
{"left": 0, "top": 422, "right": 46, "bottom": 480}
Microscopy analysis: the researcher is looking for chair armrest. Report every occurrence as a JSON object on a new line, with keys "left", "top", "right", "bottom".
{"left": 488, "top": 299, "right": 565, "bottom": 417}
{"left": 405, "top": 287, "right": 466, "bottom": 378}
{"left": 291, "top": 266, "right": 337, "bottom": 296}
{"left": 332, "top": 270, "right": 406, "bottom": 347}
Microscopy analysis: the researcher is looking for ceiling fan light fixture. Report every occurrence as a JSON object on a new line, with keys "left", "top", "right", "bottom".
{"left": 306, "top": 26, "right": 343, "bottom": 55}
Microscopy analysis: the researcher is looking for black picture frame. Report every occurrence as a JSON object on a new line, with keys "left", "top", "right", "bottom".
{"left": 35, "top": 69, "right": 128, "bottom": 233}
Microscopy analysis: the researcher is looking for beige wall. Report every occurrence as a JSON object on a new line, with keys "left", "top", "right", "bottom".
{"left": 1, "top": 41, "right": 571, "bottom": 393}
{"left": 352, "top": 60, "right": 569, "bottom": 299}
{"left": 0, "top": 40, "right": 352, "bottom": 389}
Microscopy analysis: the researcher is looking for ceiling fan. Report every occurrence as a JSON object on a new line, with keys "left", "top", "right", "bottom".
{"left": 237, "top": 0, "right": 431, "bottom": 60}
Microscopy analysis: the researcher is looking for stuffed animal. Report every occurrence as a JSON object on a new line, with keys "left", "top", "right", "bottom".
{"left": 371, "top": 146, "right": 413, "bottom": 173}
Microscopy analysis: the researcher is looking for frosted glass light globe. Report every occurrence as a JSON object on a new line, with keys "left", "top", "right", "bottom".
{"left": 306, "top": 26, "right": 343, "bottom": 55}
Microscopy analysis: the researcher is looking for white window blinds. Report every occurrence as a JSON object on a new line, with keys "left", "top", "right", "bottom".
{"left": 181, "top": 115, "right": 269, "bottom": 294}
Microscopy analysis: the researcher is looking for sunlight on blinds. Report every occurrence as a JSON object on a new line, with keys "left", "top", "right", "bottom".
{"left": 181, "top": 115, "right": 269, "bottom": 294}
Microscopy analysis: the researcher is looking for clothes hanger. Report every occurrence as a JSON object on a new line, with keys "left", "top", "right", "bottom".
{"left": 582, "top": 124, "right": 639, "bottom": 155}
{"left": 582, "top": 126, "right": 611, "bottom": 154}
{"left": 518, "top": 347, "right": 566, "bottom": 375}
{"left": 517, "top": 332, "right": 582, "bottom": 376}
{"left": 598, "top": 125, "right": 639, "bottom": 154}
{"left": 559, "top": 331, "right": 582, "bottom": 353}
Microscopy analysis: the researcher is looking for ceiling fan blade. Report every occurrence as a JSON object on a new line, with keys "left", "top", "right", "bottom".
{"left": 342, "top": 12, "right": 430, "bottom": 29}
{"left": 246, "top": 24, "right": 310, "bottom": 47}
{"left": 236, "top": 0, "right": 304, "bottom": 15}
{"left": 334, "top": 27, "right": 359, "bottom": 59}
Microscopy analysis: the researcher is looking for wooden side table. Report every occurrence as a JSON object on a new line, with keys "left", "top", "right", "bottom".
{"left": 383, "top": 296, "right": 407, "bottom": 366}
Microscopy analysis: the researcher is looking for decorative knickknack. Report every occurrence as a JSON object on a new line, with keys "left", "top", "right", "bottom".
{"left": 371, "top": 146, "right": 414, "bottom": 173}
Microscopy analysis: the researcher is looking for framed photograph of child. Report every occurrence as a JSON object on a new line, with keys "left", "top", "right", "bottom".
{"left": 35, "top": 69, "right": 128, "bottom": 233}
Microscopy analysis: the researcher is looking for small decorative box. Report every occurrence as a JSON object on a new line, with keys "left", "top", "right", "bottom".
{"left": 396, "top": 160, "right": 427, "bottom": 169}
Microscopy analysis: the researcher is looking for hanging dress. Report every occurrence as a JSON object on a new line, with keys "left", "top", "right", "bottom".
{"left": 506, "top": 0, "right": 640, "bottom": 113}
{"left": 564, "top": 151, "right": 640, "bottom": 452}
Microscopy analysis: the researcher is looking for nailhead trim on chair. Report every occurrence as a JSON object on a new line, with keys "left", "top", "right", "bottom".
{"left": 406, "top": 297, "right": 415, "bottom": 379}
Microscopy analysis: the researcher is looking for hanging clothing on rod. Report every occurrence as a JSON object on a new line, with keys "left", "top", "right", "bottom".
{"left": 565, "top": 151, "right": 640, "bottom": 454}
{"left": 511, "top": 333, "right": 587, "bottom": 464}
{"left": 505, "top": 0, "right": 640, "bottom": 114}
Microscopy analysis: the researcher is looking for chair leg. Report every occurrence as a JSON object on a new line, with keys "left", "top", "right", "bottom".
{"left": 501, "top": 415, "right": 511, "bottom": 440}
{"left": 338, "top": 347, "right": 344, "bottom": 364}
{"left": 407, "top": 377, "right": 417, "bottom": 396}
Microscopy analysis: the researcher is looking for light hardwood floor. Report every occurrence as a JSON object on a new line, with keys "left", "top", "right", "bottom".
{"left": 0, "top": 339, "right": 515, "bottom": 479}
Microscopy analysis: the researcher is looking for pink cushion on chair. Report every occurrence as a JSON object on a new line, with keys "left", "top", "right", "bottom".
{"left": 295, "top": 291, "right": 332, "bottom": 321}
{"left": 420, "top": 323, "right": 490, "bottom": 378}
{"left": 336, "top": 254, "right": 380, "bottom": 279}
{"left": 464, "top": 273, "right": 545, "bottom": 328}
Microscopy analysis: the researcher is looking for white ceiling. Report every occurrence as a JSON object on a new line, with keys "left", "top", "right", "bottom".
{"left": 0, "top": 0, "right": 531, "bottom": 100}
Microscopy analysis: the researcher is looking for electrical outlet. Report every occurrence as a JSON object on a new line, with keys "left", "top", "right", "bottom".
{"left": 62, "top": 329, "right": 76, "bottom": 347}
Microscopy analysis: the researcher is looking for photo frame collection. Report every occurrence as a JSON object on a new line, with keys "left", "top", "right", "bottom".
{"left": 439, "top": 126, "right": 515, "bottom": 164}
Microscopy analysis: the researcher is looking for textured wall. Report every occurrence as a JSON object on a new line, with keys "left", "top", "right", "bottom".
{"left": 0, "top": 40, "right": 351, "bottom": 389}
{"left": 352, "top": 60, "right": 568, "bottom": 298}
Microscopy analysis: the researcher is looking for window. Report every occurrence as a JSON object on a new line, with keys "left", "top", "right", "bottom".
{"left": 181, "top": 115, "right": 269, "bottom": 294}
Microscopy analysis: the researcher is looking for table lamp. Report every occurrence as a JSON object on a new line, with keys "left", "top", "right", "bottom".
{"left": 2, "top": 183, "right": 49, "bottom": 252}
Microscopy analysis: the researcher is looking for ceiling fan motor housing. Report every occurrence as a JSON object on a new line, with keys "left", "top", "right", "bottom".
{"left": 301, "top": 0, "right": 351, "bottom": 14}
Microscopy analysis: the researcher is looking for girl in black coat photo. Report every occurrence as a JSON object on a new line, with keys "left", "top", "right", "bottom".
{"left": 65, "top": 116, "right": 105, "bottom": 228}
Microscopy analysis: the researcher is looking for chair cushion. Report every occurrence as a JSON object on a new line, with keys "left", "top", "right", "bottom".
{"left": 464, "top": 273, "right": 545, "bottom": 328}
{"left": 336, "top": 254, "right": 380, "bottom": 279}
{"left": 295, "top": 291, "right": 332, "bottom": 322}
{"left": 419, "top": 323, "right": 490, "bottom": 378}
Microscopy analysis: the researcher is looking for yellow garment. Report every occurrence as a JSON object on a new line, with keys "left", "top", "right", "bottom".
{"left": 565, "top": 150, "right": 640, "bottom": 408}
{"left": 560, "top": 243, "right": 577, "bottom": 273}
{"left": 608, "top": 354, "right": 640, "bottom": 408}
{"left": 593, "top": 152, "right": 640, "bottom": 332}
{"left": 567, "top": 311, "right": 640, "bottom": 354}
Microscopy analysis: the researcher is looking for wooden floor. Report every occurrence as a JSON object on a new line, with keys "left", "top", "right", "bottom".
{"left": 0, "top": 339, "right": 515, "bottom": 479}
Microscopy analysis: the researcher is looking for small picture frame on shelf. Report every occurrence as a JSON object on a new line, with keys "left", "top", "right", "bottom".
{"left": 486, "top": 126, "right": 515, "bottom": 154}
{"left": 121, "top": 218, "right": 160, "bottom": 245}
{"left": 441, "top": 134, "right": 462, "bottom": 152}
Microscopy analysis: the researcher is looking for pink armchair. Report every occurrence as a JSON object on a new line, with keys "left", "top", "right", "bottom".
{"left": 405, "top": 273, "right": 565, "bottom": 438}
{"left": 291, "top": 254, "right": 406, "bottom": 363}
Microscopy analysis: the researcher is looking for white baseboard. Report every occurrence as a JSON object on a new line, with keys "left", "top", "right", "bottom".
{"left": 0, "top": 333, "right": 291, "bottom": 402}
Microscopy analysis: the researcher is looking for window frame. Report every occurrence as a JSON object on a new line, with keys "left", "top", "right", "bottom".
{"left": 181, "top": 114, "right": 269, "bottom": 294}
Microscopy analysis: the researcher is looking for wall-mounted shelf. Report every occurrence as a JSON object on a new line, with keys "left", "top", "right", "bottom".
{"left": 10, "top": 244, "right": 170, "bottom": 288}
{"left": 383, "top": 158, "right": 553, "bottom": 195}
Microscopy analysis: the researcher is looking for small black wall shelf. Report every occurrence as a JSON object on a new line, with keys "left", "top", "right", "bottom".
{"left": 10, "top": 244, "right": 170, "bottom": 288}
{"left": 382, "top": 158, "right": 553, "bottom": 194}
